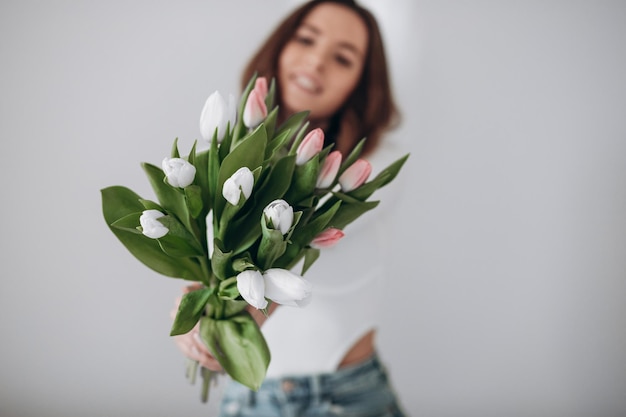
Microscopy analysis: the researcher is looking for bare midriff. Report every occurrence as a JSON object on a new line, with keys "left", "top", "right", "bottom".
{"left": 337, "top": 329, "right": 376, "bottom": 368}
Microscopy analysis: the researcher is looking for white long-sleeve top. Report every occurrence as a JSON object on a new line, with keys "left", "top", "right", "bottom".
{"left": 263, "top": 139, "right": 407, "bottom": 377}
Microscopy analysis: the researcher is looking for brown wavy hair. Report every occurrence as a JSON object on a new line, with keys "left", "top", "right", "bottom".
{"left": 241, "top": 0, "right": 400, "bottom": 156}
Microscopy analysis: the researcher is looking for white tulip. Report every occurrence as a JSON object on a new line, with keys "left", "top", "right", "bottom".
{"left": 222, "top": 167, "right": 254, "bottom": 205}
{"left": 263, "top": 268, "right": 312, "bottom": 307}
{"left": 139, "top": 210, "right": 169, "bottom": 239}
{"left": 263, "top": 199, "right": 293, "bottom": 235}
{"left": 161, "top": 157, "right": 196, "bottom": 188}
{"left": 199, "top": 91, "right": 236, "bottom": 142}
{"left": 236, "top": 270, "right": 268, "bottom": 309}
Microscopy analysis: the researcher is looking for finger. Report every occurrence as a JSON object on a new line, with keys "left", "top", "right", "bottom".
{"left": 173, "top": 330, "right": 224, "bottom": 372}
{"left": 190, "top": 332, "right": 224, "bottom": 372}
{"left": 182, "top": 283, "right": 203, "bottom": 294}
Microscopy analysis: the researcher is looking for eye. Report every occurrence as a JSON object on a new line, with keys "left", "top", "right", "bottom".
{"left": 294, "top": 34, "right": 314, "bottom": 46}
{"left": 335, "top": 54, "right": 353, "bottom": 68}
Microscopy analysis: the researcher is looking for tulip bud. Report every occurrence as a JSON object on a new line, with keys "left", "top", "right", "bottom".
{"left": 237, "top": 270, "right": 268, "bottom": 309}
{"left": 254, "top": 77, "right": 268, "bottom": 97}
{"left": 310, "top": 228, "right": 345, "bottom": 249}
{"left": 316, "top": 150, "right": 342, "bottom": 188}
{"left": 296, "top": 128, "right": 324, "bottom": 166}
{"left": 161, "top": 157, "right": 196, "bottom": 188}
{"left": 243, "top": 79, "right": 268, "bottom": 128}
{"left": 263, "top": 199, "right": 294, "bottom": 235}
{"left": 222, "top": 167, "right": 254, "bottom": 205}
{"left": 338, "top": 159, "right": 372, "bottom": 192}
{"left": 263, "top": 268, "right": 313, "bottom": 307}
{"left": 200, "top": 91, "right": 236, "bottom": 142}
{"left": 139, "top": 210, "right": 169, "bottom": 239}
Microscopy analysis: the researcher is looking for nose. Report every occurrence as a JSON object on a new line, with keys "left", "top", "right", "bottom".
{"left": 305, "top": 45, "right": 328, "bottom": 73}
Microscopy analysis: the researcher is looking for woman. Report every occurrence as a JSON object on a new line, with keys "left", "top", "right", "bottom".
{"left": 174, "top": 1, "right": 406, "bottom": 415}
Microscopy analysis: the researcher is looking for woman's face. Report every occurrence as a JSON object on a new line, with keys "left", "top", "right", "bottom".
{"left": 278, "top": 3, "right": 368, "bottom": 123}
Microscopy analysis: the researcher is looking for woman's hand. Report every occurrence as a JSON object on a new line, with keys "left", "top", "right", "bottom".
{"left": 170, "top": 284, "right": 278, "bottom": 372}
{"left": 170, "top": 284, "right": 223, "bottom": 372}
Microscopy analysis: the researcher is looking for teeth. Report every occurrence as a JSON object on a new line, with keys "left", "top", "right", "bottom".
{"left": 294, "top": 75, "right": 319, "bottom": 92}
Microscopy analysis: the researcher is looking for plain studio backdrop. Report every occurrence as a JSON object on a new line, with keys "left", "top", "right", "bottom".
{"left": 1, "top": 1, "right": 625, "bottom": 416}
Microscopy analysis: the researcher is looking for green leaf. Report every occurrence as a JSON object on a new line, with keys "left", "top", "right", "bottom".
{"left": 257, "top": 216, "right": 288, "bottom": 270}
{"left": 338, "top": 138, "right": 366, "bottom": 176}
{"left": 287, "top": 121, "right": 310, "bottom": 155}
{"left": 156, "top": 215, "right": 205, "bottom": 257}
{"left": 138, "top": 199, "right": 162, "bottom": 211}
{"left": 170, "top": 287, "right": 213, "bottom": 336}
{"left": 283, "top": 154, "right": 319, "bottom": 205}
{"left": 317, "top": 144, "right": 332, "bottom": 162}
{"left": 285, "top": 210, "right": 303, "bottom": 241}
{"left": 199, "top": 314, "right": 270, "bottom": 391}
{"left": 216, "top": 165, "right": 261, "bottom": 242}
{"left": 258, "top": 155, "right": 295, "bottom": 199}
{"left": 231, "top": 253, "right": 257, "bottom": 272}
{"left": 265, "top": 129, "right": 291, "bottom": 161}
{"left": 110, "top": 212, "right": 143, "bottom": 234}
{"left": 293, "top": 201, "right": 341, "bottom": 247}
{"left": 265, "top": 77, "right": 276, "bottom": 111}
{"left": 218, "top": 277, "right": 239, "bottom": 300}
{"left": 295, "top": 195, "right": 318, "bottom": 209}
{"left": 171, "top": 137, "right": 181, "bottom": 158}
{"left": 348, "top": 153, "right": 410, "bottom": 201}
{"left": 302, "top": 247, "right": 320, "bottom": 275}
{"left": 214, "top": 125, "right": 267, "bottom": 221}
{"left": 263, "top": 107, "right": 279, "bottom": 140}
{"left": 187, "top": 140, "right": 197, "bottom": 166}
{"left": 330, "top": 200, "right": 380, "bottom": 230}
{"left": 142, "top": 162, "right": 191, "bottom": 230}
{"left": 218, "top": 124, "right": 232, "bottom": 162}
{"left": 184, "top": 185, "right": 203, "bottom": 218}
{"left": 277, "top": 111, "right": 309, "bottom": 147}
{"left": 156, "top": 234, "right": 203, "bottom": 258}
{"left": 223, "top": 300, "right": 248, "bottom": 317}
{"left": 231, "top": 73, "right": 258, "bottom": 144}
{"left": 191, "top": 149, "right": 211, "bottom": 215}
{"left": 274, "top": 201, "right": 341, "bottom": 268}
{"left": 207, "top": 134, "right": 220, "bottom": 211}
{"left": 224, "top": 155, "right": 295, "bottom": 255}
{"left": 211, "top": 238, "right": 233, "bottom": 281}
{"left": 101, "top": 186, "right": 203, "bottom": 280}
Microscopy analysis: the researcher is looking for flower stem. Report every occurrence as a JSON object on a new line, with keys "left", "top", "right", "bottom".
{"left": 200, "top": 367, "right": 213, "bottom": 403}
{"left": 186, "top": 358, "right": 199, "bottom": 385}
{"left": 198, "top": 255, "right": 212, "bottom": 286}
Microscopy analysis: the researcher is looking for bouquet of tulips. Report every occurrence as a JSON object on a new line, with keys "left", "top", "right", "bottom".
{"left": 101, "top": 74, "right": 408, "bottom": 401}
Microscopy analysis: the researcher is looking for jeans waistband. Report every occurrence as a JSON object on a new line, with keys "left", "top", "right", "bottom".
{"left": 256, "top": 353, "right": 387, "bottom": 401}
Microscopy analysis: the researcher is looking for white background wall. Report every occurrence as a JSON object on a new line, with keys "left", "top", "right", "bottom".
{"left": 1, "top": 1, "right": 625, "bottom": 416}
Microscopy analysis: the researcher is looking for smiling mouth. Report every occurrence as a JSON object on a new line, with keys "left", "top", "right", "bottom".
{"left": 292, "top": 75, "right": 321, "bottom": 94}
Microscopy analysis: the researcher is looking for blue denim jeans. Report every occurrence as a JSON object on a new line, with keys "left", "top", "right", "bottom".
{"left": 218, "top": 354, "right": 406, "bottom": 417}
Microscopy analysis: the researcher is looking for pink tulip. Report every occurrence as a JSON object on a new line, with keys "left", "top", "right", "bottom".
{"left": 254, "top": 77, "right": 268, "bottom": 97}
{"left": 310, "top": 228, "right": 345, "bottom": 249}
{"left": 296, "top": 128, "right": 324, "bottom": 165}
{"left": 339, "top": 159, "right": 371, "bottom": 192}
{"left": 243, "top": 86, "right": 268, "bottom": 128}
{"left": 316, "top": 150, "right": 342, "bottom": 188}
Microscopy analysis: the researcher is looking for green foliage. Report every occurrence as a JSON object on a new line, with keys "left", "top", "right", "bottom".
{"left": 100, "top": 75, "right": 409, "bottom": 394}
{"left": 199, "top": 313, "right": 270, "bottom": 391}
{"left": 170, "top": 287, "right": 213, "bottom": 335}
